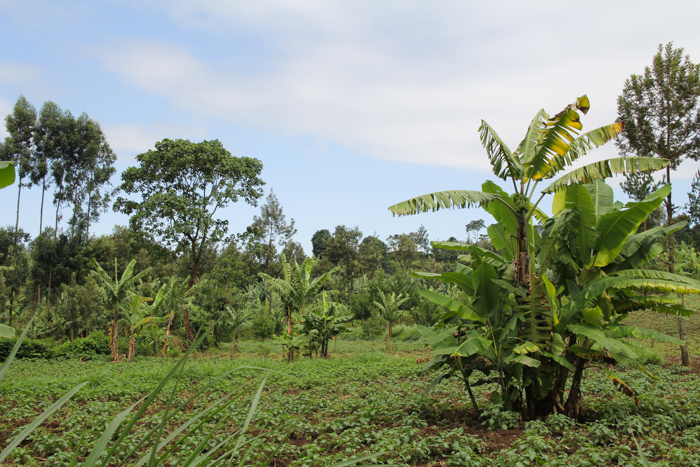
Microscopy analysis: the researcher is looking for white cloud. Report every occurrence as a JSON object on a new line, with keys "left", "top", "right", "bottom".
{"left": 103, "top": 122, "right": 209, "bottom": 161}
{"left": 101, "top": 1, "right": 700, "bottom": 169}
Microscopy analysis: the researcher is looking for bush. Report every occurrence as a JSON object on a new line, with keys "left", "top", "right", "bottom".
{"left": 55, "top": 334, "right": 110, "bottom": 359}
{"left": 0, "top": 337, "right": 55, "bottom": 361}
{"left": 251, "top": 312, "right": 276, "bottom": 341}
{"left": 136, "top": 334, "right": 155, "bottom": 357}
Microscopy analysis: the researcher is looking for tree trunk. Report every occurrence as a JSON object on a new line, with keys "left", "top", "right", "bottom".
{"left": 286, "top": 306, "right": 292, "bottom": 335}
{"left": 162, "top": 313, "right": 174, "bottom": 357}
{"left": 386, "top": 321, "right": 391, "bottom": 351}
{"left": 39, "top": 173, "right": 45, "bottom": 235}
{"left": 564, "top": 358, "right": 586, "bottom": 420}
{"left": 8, "top": 293, "right": 14, "bottom": 327}
{"left": 665, "top": 168, "right": 689, "bottom": 366}
{"left": 14, "top": 177, "right": 23, "bottom": 263}
{"left": 128, "top": 333, "right": 135, "bottom": 362}
{"left": 109, "top": 317, "right": 120, "bottom": 363}
{"left": 185, "top": 258, "right": 198, "bottom": 342}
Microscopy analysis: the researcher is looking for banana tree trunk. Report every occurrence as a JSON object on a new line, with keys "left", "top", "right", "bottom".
{"left": 162, "top": 312, "right": 174, "bottom": 357}
{"left": 386, "top": 321, "right": 391, "bottom": 351}
{"left": 128, "top": 333, "right": 135, "bottom": 362}
{"left": 109, "top": 317, "right": 120, "bottom": 363}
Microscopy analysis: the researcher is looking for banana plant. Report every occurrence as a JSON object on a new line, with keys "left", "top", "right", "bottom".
{"left": 300, "top": 292, "right": 353, "bottom": 358}
{"left": 259, "top": 255, "right": 337, "bottom": 335}
{"left": 91, "top": 259, "right": 151, "bottom": 362}
{"left": 394, "top": 97, "right": 686, "bottom": 419}
{"left": 373, "top": 290, "right": 409, "bottom": 351}
{"left": 224, "top": 305, "right": 253, "bottom": 352}
{"left": 390, "top": 96, "right": 666, "bottom": 287}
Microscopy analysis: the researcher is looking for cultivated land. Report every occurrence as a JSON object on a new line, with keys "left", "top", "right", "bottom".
{"left": 2, "top": 308, "right": 700, "bottom": 467}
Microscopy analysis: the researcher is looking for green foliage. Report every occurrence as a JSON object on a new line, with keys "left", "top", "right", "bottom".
{"left": 251, "top": 309, "right": 276, "bottom": 341}
{"left": 0, "top": 337, "right": 54, "bottom": 361}
{"left": 54, "top": 334, "right": 110, "bottom": 359}
{"left": 114, "top": 138, "right": 264, "bottom": 290}
{"left": 393, "top": 96, "right": 688, "bottom": 419}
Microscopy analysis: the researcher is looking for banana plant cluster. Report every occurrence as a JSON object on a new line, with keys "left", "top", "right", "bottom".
{"left": 300, "top": 292, "right": 353, "bottom": 358}
{"left": 390, "top": 96, "right": 700, "bottom": 419}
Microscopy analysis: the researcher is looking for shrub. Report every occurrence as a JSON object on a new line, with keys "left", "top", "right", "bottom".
{"left": 251, "top": 312, "right": 276, "bottom": 341}
{"left": 0, "top": 337, "right": 54, "bottom": 361}
{"left": 55, "top": 335, "right": 110, "bottom": 359}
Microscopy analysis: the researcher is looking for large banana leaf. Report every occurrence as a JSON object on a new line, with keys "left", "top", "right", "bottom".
{"left": 482, "top": 181, "right": 519, "bottom": 237}
{"left": 618, "top": 221, "right": 686, "bottom": 259}
{"left": 389, "top": 190, "right": 499, "bottom": 216}
{"left": 541, "top": 157, "right": 669, "bottom": 194}
{"left": 609, "top": 324, "right": 684, "bottom": 345}
{"left": 513, "top": 109, "right": 548, "bottom": 165}
{"left": 420, "top": 289, "right": 484, "bottom": 323}
{"left": 585, "top": 179, "right": 614, "bottom": 218}
{"left": 0, "top": 161, "right": 15, "bottom": 189}
{"left": 612, "top": 295, "right": 694, "bottom": 316}
{"left": 612, "top": 222, "right": 686, "bottom": 271}
{"left": 412, "top": 270, "right": 474, "bottom": 295}
{"left": 610, "top": 268, "right": 700, "bottom": 286}
{"left": 472, "top": 263, "right": 499, "bottom": 319}
{"left": 479, "top": 120, "right": 522, "bottom": 180}
{"left": 430, "top": 240, "right": 470, "bottom": 250}
{"left": 487, "top": 223, "right": 514, "bottom": 260}
{"left": 567, "top": 323, "right": 637, "bottom": 358}
{"left": 592, "top": 185, "right": 671, "bottom": 267}
{"left": 558, "top": 184, "right": 596, "bottom": 258}
{"left": 538, "top": 122, "right": 624, "bottom": 180}
{"left": 523, "top": 96, "right": 588, "bottom": 181}
{"left": 580, "top": 275, "right": 700, "bottom": 303}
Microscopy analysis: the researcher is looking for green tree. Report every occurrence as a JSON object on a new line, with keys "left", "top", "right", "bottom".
{"left": 325, "top": 225, "right": 362, "bottom": 300}
{"left": 1, "top": 96, "right": 37, "bottom": 257}
{"left": 114, "top": 138, "right": 264, "bottom": 340}
{"left": 224, "top": 305, "right": 252, "bottom": 352}
{"left": 358, "top": 235, "right": 387, "bottom": 278}
{"left": 387, "top": 234, "right": 418, "bottom": 273}
{"left": 617, "top": 43, "right": 700, "bottom": 366}
{"left": 311, "top": 229, "right": 331, "bottom": 259}
{"left": 251, "top": 189, "right": 297, "bottom": 274}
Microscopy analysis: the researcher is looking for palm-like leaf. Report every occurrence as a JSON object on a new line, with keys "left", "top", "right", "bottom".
{"left": 523, "top": 96, "right": 589, "bottom": 181}
{"left": 389, "top": 190, "right": 500, "bottom": 216}
{"left": 541, "top": 157, "right": 669, "bottom": 194}
{"left": 479, "top": 120, "right": 522, "bottom": 180}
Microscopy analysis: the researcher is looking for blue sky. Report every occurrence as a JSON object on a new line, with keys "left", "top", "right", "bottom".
{"left": 2, "top": 1, "right": 700, "bottom": 254}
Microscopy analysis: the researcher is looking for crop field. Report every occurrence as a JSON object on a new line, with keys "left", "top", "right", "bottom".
{"left": 2, "top": 326, "right": 700, "bottom": 467}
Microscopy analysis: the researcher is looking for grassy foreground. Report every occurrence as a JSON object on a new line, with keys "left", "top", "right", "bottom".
{"left": 1, "top": 334, "right": 700, "bottom": 466}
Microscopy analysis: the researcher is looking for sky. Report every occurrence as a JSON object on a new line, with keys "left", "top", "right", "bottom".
{"left": 1, "top": 1, "right": 700, "bottom": 255}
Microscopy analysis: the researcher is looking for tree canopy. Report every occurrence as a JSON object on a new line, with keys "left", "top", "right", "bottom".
{"left": 114, "top": 138, "right": 264, "bottom": 339}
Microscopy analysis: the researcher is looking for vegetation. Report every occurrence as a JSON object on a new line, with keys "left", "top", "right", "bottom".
{"left": 5, "top": 52, "right": 700, "bottom": 465}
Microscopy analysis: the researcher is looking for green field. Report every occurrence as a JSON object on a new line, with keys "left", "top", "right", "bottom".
{"left": 3, "top": 326, "right": 700, "bottom": 467}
